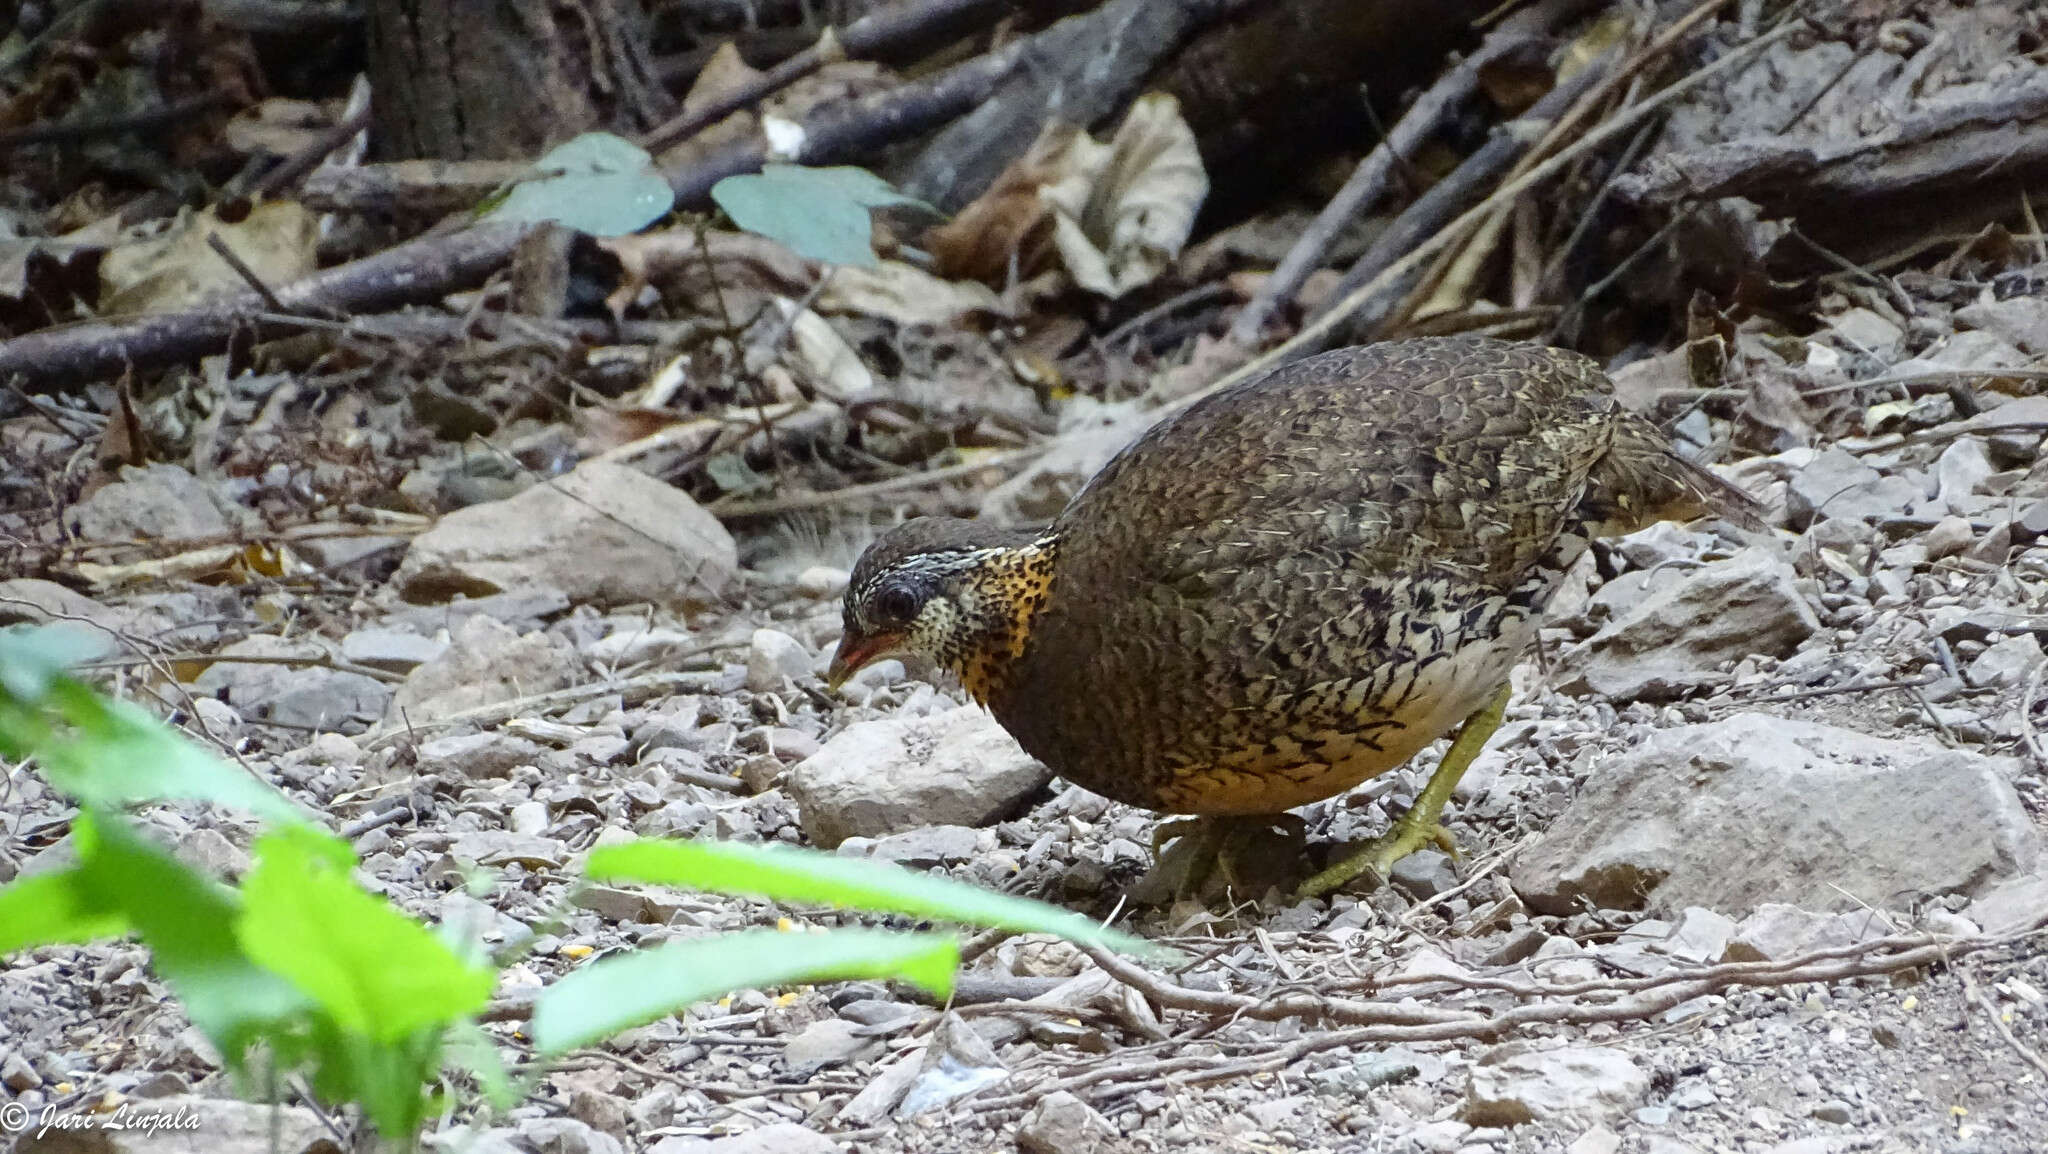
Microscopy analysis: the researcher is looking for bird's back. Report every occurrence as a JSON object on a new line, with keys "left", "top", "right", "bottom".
{"left": 992, "top": 337, "right": 1743, "bottom": 816}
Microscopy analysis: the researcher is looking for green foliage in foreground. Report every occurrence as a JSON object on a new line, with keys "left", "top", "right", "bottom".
{"left": 0, "top": 623, "right": 1152, "bottom": 1141}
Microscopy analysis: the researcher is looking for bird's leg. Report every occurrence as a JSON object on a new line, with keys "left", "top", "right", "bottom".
{"left": 1148, "top": 815, "right": 1277, "bottom": 901}
{"left": 1294, "top": 683, "right": 1512, "bottom": 901}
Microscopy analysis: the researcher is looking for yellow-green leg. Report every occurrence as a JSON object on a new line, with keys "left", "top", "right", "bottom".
{"left": 1294, "top": 682, "right": 1512, "bottom": 900}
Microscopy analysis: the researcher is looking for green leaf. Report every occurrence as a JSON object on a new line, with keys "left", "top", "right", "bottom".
{"left": 586, "top": 838, "right": 1165, "bottom": 958}
{"left": 70, "top": 812, "right": 310, "bottom": 1051}
{"left": 481, "top": 131, "right": 675, "bottom": 236}
{"left": 238, "top": 827, "right": 497, "bottom": 1043}
{"left": 443, "top": 1021, "right": 520, "bottom": 1112}
{"left": 531, "top": 928, "right": 956, "bottom": 1054}
{"left": 33, "top": 681, "right": 304, "bottom": 823}
{"left": 710, "top": 164, "right": 930, "bottom": 267}
{"left": 0, "top": 623, "right": 112, "bottom": 702}
{"left": 0, "top": 868, "right": 128, "bottom": 952}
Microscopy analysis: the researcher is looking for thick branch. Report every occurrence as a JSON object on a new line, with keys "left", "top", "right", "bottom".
{"left": 0, "top": 224, "right": 530, "bottom": 392}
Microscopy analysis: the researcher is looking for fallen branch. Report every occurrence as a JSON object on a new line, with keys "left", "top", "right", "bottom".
{"left": 1227, "top": 0, "right": 1599, "bottom": 344}
{"left": 638, "top": 0, "right": 1010, "bottom": 155}
{"left": 1164, "top": 6, "right": 1800, "bottom": 413}
{"left": 966, "top": 923, "right": 2042, "bottom": 1118}
{"left": 1613, "top": 66, "right": 2048, "bottom": 208}
{"left": 0, "top": 223, "right": 531, "bottom": 392}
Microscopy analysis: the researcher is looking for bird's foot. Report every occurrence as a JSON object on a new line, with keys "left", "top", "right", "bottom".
{"left": 1138, "top": 815, "right": 1303, "bottom": 904}
{"left": 1293, "top": 813, "right": 1458, "bottom": 900}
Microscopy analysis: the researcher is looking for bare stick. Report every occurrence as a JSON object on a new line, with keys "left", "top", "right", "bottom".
{"left": 639, "top": 0, "right": 1008, "bottom": 155}
{"left": 1228, "top": 0, "right": 1597, "bottom": 344}
{"left": 1165, "top": 8, "right": 1799, "bottom": 414}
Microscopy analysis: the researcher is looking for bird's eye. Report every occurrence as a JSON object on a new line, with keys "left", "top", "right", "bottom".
{"left": 872, "top": 583, "right": 923, "bottom": 625}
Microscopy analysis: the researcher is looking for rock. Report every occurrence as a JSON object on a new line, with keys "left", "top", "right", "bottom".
{"left": 796, "top": 566, "right": 850, "bottom": 598}
{"left": 1966, "top": 872, "right": 2048, "bottom": 935}
{"left": 1956, "top": 295, "right": 2048, "bottom": 354}
{"left": 449, "top": 831, "right": 567, "bottom": 870}
{"left": 516, "top": 1117, "right": 626, "bottom": 1154}
{"left": 843, "top": 824, "right": 983, "bottom": 867}
{"left": 788, "top": 705, "right": 1052, "bottom": 847}
{"left": 0, "top": 578, "right": 166, "bottom": 639}
{"left": 1463, "top": 1046, "right": 1649, "bottom": 1126}
{"left": 1826, "top": 308, "right": 1904, "bottom": 358}
{"left": 1390, "top": 849, "right": 1460, "bottom": 900}
{"left": 2, "top": 1048, "right": 39, "bottom": 1090}
{"left": 385, "top": 615, "right": 583, "bottom": 725}
{"left": 1016, "top": 1090, "right": 1120, "bottom": 1154}
{"left": 1934, "top": 438, "right": 1995, "bottom": 512}
{"left": 783, "top": 1018, "right": 878, "bottom": 1075}
{"left": 64, "top": 464, "right": 233, "bottom": 543}
{"left": 341, "top": 627, "right": 449, "bottom": 673}
{"left": 1658, "top": 907, "right": 1738, "bottom": 963}
{"left": 191, "top": 635, "right": 390, "bottom": 732}
{"left": 394, "top": 460, "right": 737, "bottom": 609}
{"left": 1568, "top": 1126, "right": 1623, "bottom": 1154}
{"left": 1612, "top": 522, "right": 1702, "bottom": 570}
{"left": 1921, "top": 515, "right": 1975, "bottom": 560}
{"left": 1722, "top": 904, "right": 1890, "bottom": 962}
{"left": 747, "top": 628, "right": 814, "bottom": 691}
{"left": 1783, "top": 449, "right": 1925, "bottom": 528}
{"left": 417, "top": 731, "right": 546, "bottom": 779}
{"left": 1554, "top": 549, "right": 1819, "bottom": 699}
{"left": 586, "top": 626, "right": 697, "bottom": 666}
{"left": 1511, "top": 714, "right": 2039, "bottom": 916}
{"left": 12, "top": 1096, "right": 339, "bottom": 1154}
{"left": 648, "top": 1124, "right": 837, "bottom": 1154}
{"left": 1965, "top": 633, "right": 2043, "bottom": 688}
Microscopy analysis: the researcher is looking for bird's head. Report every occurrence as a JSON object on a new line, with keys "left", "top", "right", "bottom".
{"left": 826, "top": 517, "right": 1054, "bottom": 700}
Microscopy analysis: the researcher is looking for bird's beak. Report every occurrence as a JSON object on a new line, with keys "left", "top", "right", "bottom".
{"left": 825, "top": 631, "right": 899, "bottom": 692}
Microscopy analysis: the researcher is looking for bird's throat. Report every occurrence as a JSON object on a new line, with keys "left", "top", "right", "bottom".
{"left": 945, "top": 535, "right": 1060, "bottom": 705}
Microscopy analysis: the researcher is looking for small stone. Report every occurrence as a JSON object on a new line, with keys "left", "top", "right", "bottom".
{"left": 418, "top": 731, "right": 546, "bottom": 780}
{"left": 394, "top": 460, "right": 737, "bottom": 609}
{"left": 1391, "top": 849, "right": 1460, "bottom": 900}
{"left": 1966, "top": 633, "right": 2043, "bottom": 688}
{"left": 1659, "top": 907, "right": 1738, "bottom": 963}
{"left": 65, "top": 463, "right": 233, "bottom": 543}
{"left": 1554, "top": 549, "right": 1819, "bottom": 700}
{"left": 787, "top": 706, "right": 1052, "bottom": 847}
{"left": 386, "top": 615, "right": 584, "bottom": 726}
{"left": 2, "top": 1048, "right": 40, "bottom": 1090}
{"left": 1967, "top": 872, "right": 2048, "bottom": 934}
{"left": 1016, "top": 1090, "right": 1119, "bottom": 1154}
{"left": 509, "top": 800, "right": 549, "bottom": 835}
{"left": 1512, "top": 714, "right": 2039, "bottom": 917}
{"left": 1464, "top": 1046, "right": 1649, "bottom": 1126}
{"left": 856, "top": 824, "right": 981, "bottom": 867}
{"left": 796, "top": 566, "right": 850, "bottom": 598}
{"left": 1725, "top": 904, "right": 1889, "bottom": 962}
{"left": 1810, "top": 1100, "right": 1853, "bottom": 1124}
{"left": 341, "top": 627, "right": 449, "bottom": 672}
{"left": 747, "top": 628, "right": 814, "bottom": 691}
{"left": 1567, "top": 1126, "right": 1622, "bottom": 1154}
{"left": 1922, "top": 516, "right": 1975, "bottom": 560}
{"left": 516, "top": 1116, "right": 626, "bottom": 1154}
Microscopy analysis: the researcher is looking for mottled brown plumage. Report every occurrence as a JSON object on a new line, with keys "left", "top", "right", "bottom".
{"left": 829, "top": 337, "right": 1758, "bottom": 846}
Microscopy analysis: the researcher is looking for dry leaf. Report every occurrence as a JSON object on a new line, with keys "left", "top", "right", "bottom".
{"left": 928, "top": 93, "right": 1207, "bottom": 298}
{"left": 99, "top": 201, "right": 318, "bottom": 315}
{"left": 1047, "top": 93, "right": 1207, "bottom": 298}
{"left": 598, "top": 229, "right": 812, "bottom": 319}
{"left": 818, "top": 260, "right": 1011, "bottom": 327}
{"left": 780, "top": 300, "right": 874, "bottom": 394}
